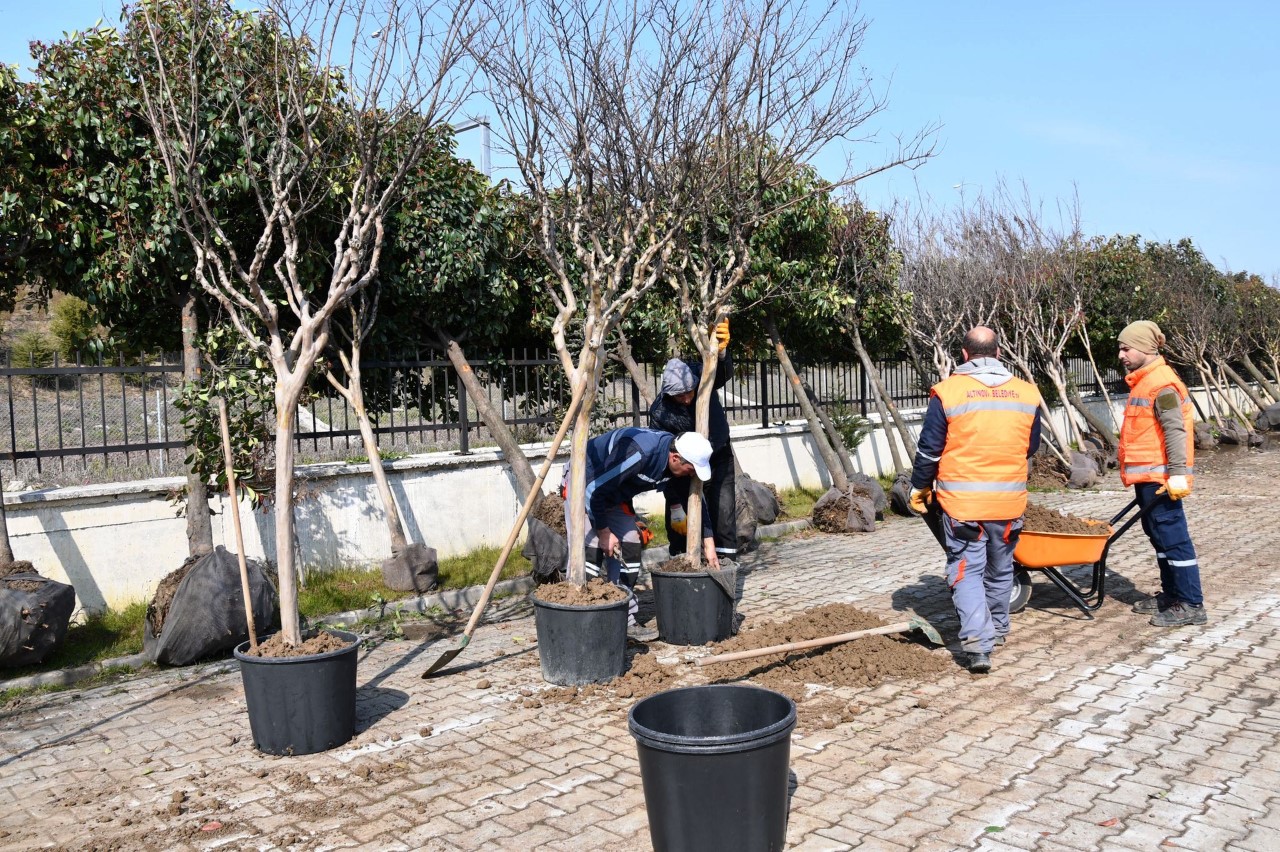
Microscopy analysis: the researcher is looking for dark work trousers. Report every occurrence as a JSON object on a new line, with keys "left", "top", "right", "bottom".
{"left": 1135, "top": 482, "right": 1203, "bottom": 606}
{"left": 666, "top": 444, "right": 738, "bottom": 559}
{"left": 942, "top": 512, "right": 1024, "bottom": 654}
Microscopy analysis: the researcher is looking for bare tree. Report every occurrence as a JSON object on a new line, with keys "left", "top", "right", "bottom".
{"left": 666, "top": 0, "right": 933, "bottom": 556}
{"left": 482, "top": 0, "right": 696, "bottom": 584}
{"left": 133, "top": 0, "right": 481, "bottom": 645}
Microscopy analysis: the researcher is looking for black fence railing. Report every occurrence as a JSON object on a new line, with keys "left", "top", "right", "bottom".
{"left": 0, "top": 351, "right": 1116, "bottom": 485}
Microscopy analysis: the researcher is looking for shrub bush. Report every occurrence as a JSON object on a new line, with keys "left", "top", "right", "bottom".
{"left": 10, "top": 330, "right": 55, "bottom": 368}
{"left": 49, "top": 295, "right": 103, "bottom": 361}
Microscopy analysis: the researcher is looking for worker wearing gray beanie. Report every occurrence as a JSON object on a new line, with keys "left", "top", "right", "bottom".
{"left": 1117, "top": 319, "right": 1206, "bottom": 628}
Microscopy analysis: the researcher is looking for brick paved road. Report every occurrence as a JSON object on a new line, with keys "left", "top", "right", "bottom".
{"left": 1, "top": 445, "right": 1277, "bottom": 851}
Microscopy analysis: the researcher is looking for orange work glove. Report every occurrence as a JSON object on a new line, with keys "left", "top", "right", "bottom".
{"left": 713, "top": 319, "right": 730, "bottom": 352}
{"left": 1156, "top": 475, "right": 1191, "bottom": 501}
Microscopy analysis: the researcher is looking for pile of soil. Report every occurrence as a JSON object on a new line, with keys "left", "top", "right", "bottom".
{"left": 811, "top": 484, "right": 877, "bottom": 533}
{"left": 536, "top": 603, "right": 951, "bottom": 719}
{"left": 147, "top": 556, "right": 197, "bottom": 637}
{"left": 532, "top": 577, "right": 628, "bottom": 605}
{"left": 1024, "top": 502, "right": 1107, "bottom": 535}
{"left": 812, "top": 493, "right": 850, "bottom": 532}
{"left": 242, "top": 629, "right": 352, "bottom": 659}
{"left": 655, "top": 555, "right": 701, "bottom": 574}
{"left": 530, "top": 493, "right": 566, "bottom": 534}
{"left": 0, "top": 560, "right": 36, "bottom": 579}
{"left": 1028, "top": 454, "right": 1069, "bottom": 490}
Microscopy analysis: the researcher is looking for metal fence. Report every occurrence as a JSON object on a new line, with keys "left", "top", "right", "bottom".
{"left": 0, "top": 350, "right": 1116, "bottom": 486}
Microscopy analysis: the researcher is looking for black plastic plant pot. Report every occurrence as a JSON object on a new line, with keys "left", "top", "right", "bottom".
{"left": 650, "top": 569, "right": 734, "bottom": 646}
{"left": 532, "top": 591, "right": 629, "bottom": 686}
{"left": 629, "top": 684, "right": 797, "bottom": 852}
{"left": 234, "top": 629, "right": 359, "bottom": 757}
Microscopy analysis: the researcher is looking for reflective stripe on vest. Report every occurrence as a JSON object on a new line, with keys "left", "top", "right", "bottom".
{"left": 932, "top": 372, "right": 1042, "bottom": 522}
{"left": 1118, "top": 357, "right": 1196, "bottom": 488}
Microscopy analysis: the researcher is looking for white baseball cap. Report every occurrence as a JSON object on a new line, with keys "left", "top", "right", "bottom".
{"left": 672, "top": 432, "right": 713, "bottom": 481}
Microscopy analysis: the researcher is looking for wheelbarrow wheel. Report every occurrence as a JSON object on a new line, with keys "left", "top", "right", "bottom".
{"left": 1009, "top": 570, "right": 1033, "bottom": 614}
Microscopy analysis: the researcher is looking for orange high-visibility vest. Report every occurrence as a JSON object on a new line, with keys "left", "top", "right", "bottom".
{"left": 932, "top": 373, "right": 1042, "bottom": 521}
{"left": 1118, "top": 357, "right": 1195, "bottom": 487}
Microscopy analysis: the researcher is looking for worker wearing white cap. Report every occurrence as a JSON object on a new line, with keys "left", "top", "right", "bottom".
{"left": 567, "top": 427, "right": 716, "bottom": 640}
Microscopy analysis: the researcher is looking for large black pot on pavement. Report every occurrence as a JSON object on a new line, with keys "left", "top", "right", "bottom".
{"left": 532, "top": 591, "right": 628, "bottom": 685}
{"left": 234, "top": 629, "right": 359, "bottom": 756}
{"left": 650, "top": 568, "right": 734, "bottom": 646}
{"left": 629, "top": 684, "right": 797, "bottom": 852}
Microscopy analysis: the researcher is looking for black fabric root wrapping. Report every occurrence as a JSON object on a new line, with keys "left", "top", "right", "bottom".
{"left": 144, "top": 546, "right": 278, "bottom": 666}
{"left": 0, "top": 568, "right": 76, "bottom": 667}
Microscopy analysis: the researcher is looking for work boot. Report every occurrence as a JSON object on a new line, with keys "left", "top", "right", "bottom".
{"left": 965, "top": 652, "right": 991, "bottom": 674}
{"left": 1150, "top": 602, "right": 1208, "bottom": 627}
{"left": 627, "top": 618, "right": 658, "bottom": 642}
{"left": 1132, "top": 592, "right": 1172, "bottom": 614}
{"left": 992, "top": 635, "right": 1007, "bottom": 652}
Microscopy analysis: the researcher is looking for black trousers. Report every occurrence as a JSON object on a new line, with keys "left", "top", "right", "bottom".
{"left": 667, "top": 444, "right": 738, "bottom": 558}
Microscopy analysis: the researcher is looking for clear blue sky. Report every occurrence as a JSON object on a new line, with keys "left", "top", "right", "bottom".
{"left": 5, "top": 1, "right": 1277, "bottom": 279}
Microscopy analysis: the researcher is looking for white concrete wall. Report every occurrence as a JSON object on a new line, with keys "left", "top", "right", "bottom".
{"left": 0, "top": 391, "right": 1179, "bottom": 613}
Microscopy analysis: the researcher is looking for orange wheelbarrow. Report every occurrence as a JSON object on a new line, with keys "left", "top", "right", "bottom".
{"left": 1010, "top": 497, "right": 1154, "bottom": 618}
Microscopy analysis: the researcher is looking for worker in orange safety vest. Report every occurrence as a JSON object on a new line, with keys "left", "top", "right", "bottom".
{"left": 1116, "top": 320, "right": 1206, "bottom": 628}
{"left": 908, "top": 326, "right": 1042, "bottom": 674}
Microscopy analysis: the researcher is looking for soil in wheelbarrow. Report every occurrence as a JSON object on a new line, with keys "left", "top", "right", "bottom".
{"left": 532, "top": 604, "right": 950, "bottom": 727}
{"left": 1024, "top": 502, "right": 1107, "bottom": 535}
{"left": 531, "top": 577, "right": 628, "bottom": 605}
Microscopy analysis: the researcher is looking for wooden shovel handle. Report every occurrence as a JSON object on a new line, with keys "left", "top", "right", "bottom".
{"left": 458, "top": 376, "right": 590, "bottom": 640}
{"left": 215, "top": 397, "right": 258, "bottom": 651}
{"left": 696, "top": 621, "right": 915, "bottom": 666}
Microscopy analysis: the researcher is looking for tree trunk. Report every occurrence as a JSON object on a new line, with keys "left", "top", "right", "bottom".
{"left": 1065, "top": 386, "right": 1118, "bottom": 449}
{"left": 564, "top": 349, "right": 600, "bottom": 587}
{"left": 442, "top": 337, "right": 537, "bottom": 500}
{"left": 1194, "top": 364, "right": 1221, "bottom": 425}
{"left": 180, "top": 289, "right": 214, "bottom": 557}
{"left": 1222, "top": 363, "right": 1269, "bottom": 413}
{"left": 344, "top": 358, "right": 410, "bottom": 553}
{"left": 611, "top": 330, "right": 654, "bottom": 408}
{"left": 273, "top": 379, "right": 305, "bottom": 646}
{"left": 1240, "top": 354, "right": 1279, "bottom": 404}
{"left": 1210, "top": 363, "right": 1255, "bottom": 426}
{"left": 683, "top": 345, "right": 721, "bottom": 561}
{"left": 850, "top": 325, "right": 915, "bottom": 466}
{"left": 1076, "top": 325, "right": 1120, "bottom": 433}
{"left": 0, "top": 470, "right": 13, "bottom": 565}
{"left": 765, "top": 316, "right": 847, "bottom": 490}
{"left": 802, "top": 382, "right": 859, "bottom": 481}
{"left": 1044, "top": 363, "right": 1085, "bottom": 449}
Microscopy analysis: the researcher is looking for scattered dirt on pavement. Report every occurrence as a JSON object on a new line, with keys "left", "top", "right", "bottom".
{"left": 530, "top": 493, "right": 566, "bottom": 533}
{"left": 241, "top": 629, "right": 352, "bottom": 659}
{"left": 1024, "top": 503, "right": 1108, "bottom": 535}
{"left": 532, "top": 577, "right": 629, "bottom": 605}
{"left": 1028, "top": 454, "right": 1069, "bottom": 490}
{"left": 535, "top": 603, "right": 950, "bottom": 730}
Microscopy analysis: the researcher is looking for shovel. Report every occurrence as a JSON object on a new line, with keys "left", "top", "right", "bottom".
{"left": 695, "top": 616, "right": 942, "bottom": 667}
{"left": 422, "top": 377, "right": 588, "bottom": 678}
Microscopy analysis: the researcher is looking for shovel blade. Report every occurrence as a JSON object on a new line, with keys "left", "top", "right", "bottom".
{"left": 421, "top": 636, "right": 469, "bottom": 678}
{"left": 908, "top": 617, "right": 943, "bottom": 646}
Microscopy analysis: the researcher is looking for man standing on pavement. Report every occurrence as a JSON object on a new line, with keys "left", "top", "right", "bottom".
{"left": 1117, "top": 320, "right": 1207, "bottom": 627}
{"left": 568, "top": 427, "right": 717, "bottom": 640}
{"left": 648, "top": 319, "right": 738, "bottom": 563}
{"left": 909, "top": 326, "right": 1042, "bottom": 673}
